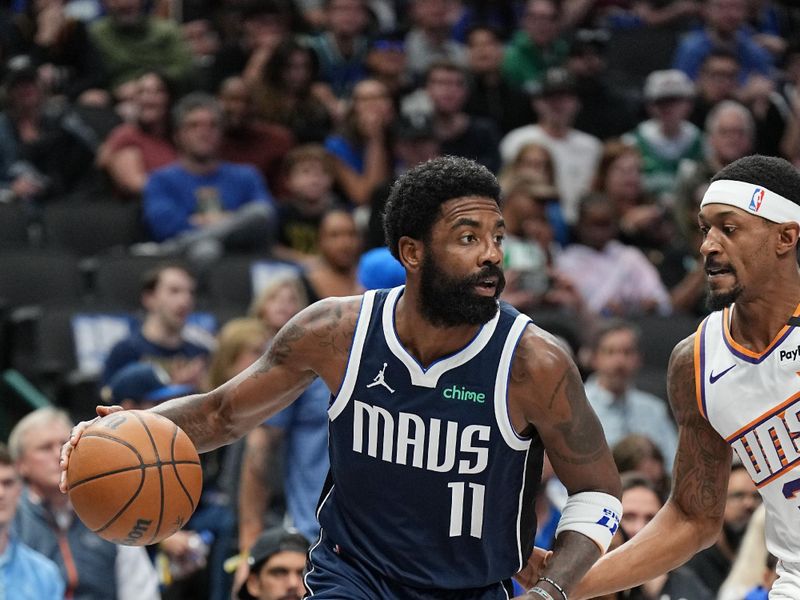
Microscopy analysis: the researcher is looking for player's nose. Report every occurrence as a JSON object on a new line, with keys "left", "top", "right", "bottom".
{"left": 699, "top": 232, "right": 721, "bottom": 257}
{"left": 478, "top": 238, "right": 502, "bottom": 265}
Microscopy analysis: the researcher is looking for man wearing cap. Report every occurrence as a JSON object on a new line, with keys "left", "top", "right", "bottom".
{"left": 623, "top": 69, "right": 704, "bottom": 201}
{"left": 571, "top": 154, "right": 800, "bottom": 600}
{"left": 104, "top": 362, "right": 196, "bottom": 409}
{"left": 500, "top": 67, "right": 601, "bottom": 224}
{"left": 237, "top": 527, "right": 308, "bottom": 600}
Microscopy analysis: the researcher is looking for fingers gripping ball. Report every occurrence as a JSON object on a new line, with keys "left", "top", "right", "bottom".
{"left": 67, "top": 410, "right": 202, "bottom": 546}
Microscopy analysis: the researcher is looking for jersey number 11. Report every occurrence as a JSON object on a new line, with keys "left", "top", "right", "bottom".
{"left": 448, "top": 482, "right": 486, "bottom": 538}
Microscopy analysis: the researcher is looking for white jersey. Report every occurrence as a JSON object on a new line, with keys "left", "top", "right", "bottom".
{"left": 695, "top": 304, "right": 800, "bottom": 571}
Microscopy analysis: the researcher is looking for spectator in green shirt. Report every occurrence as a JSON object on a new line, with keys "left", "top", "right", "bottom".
{"left": 89, "top": 0, "right": 194, "bottom": 94}
{"left": 502, "top": 0, "right": 569, "bottom": 91}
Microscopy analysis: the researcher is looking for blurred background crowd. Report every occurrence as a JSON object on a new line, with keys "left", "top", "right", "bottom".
{"left": 1, "top": 0, "right": 798, "bottom": 598}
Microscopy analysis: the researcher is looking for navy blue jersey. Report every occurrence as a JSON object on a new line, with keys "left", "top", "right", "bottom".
{"left": 311, "top": 287, "right": 544, "bottom": 591}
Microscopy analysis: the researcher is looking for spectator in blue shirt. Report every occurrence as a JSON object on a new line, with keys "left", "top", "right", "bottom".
{"left": 143, "top": 93, "right": 276, "bottom": 262}
{"left": 673, "top": 0, "right": 773, "bottom": 83}
{"left": 0, "top": 443, "right": 63, "bottom": 600}
{"left": 583, "top": 319, "right": 678, "bottom": 471}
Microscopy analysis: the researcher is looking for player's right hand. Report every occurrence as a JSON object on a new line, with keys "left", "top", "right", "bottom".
{"left": 59, "top": 404, "right": 124, "bottom": 493}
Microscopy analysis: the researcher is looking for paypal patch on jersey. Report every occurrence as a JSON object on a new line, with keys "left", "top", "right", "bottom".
{"left": 309, "top": 287, "right": 544, "bottom": 592}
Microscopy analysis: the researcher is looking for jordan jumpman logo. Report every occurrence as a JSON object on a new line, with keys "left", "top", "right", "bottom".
{"left": 366, "top": 362, "right": 395, "bottom": 393}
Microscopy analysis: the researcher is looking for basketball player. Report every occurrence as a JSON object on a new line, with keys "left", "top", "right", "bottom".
{"left": 62, "top": 156, "right": 621, "bottom": 600}
{"left": 569, "top": 155, "right": 800, "bottom": 599}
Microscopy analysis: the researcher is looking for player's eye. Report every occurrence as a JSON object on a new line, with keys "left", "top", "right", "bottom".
{"left": 460, "top": 233, "right": 477, "bottom": 243}
{"left": 723, "top": 226, "right": 736, "bottom": 235}
{"left": 494, "top": 234, "right": 505, "bottom": 245}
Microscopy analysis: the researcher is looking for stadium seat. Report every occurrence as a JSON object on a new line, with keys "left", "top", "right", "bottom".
{"left": 205, "top": 255, "right": 301, "bottom": 314}
{"left": 0, "top": 203, "right": 31, "bottom": 248}
{"left": 43, "top": 200, "right": 144, "bottom": 256}
{"left": 634, "top": 313, "right": 701, "bottom": 398}
{"left": 91, "top": 254, "right": 175, "bottom": 309}
{"left": 0, "top": 250, "right": 84, "bottom": 308}
{"left": 7, "top": 303, "right": 136, "bottom": 420}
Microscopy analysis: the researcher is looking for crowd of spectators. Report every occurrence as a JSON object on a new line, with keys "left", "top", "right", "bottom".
{"left": 3, "top": 0, "right": 800, "bottom": 598}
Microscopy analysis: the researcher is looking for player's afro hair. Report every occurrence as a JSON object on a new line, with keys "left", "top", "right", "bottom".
{"left": 712, "top": 155, "right": 800, "bottom": 207}
{"left": 383, "top": 156, "right": 501, "bottom": 260}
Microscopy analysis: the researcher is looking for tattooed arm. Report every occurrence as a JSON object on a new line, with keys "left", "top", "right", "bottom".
{"left": 60, "top": 297, "right": 360, "bottom": 488}
{"left": 151, "top": 297, "right": 360, "bottom": 452}
{"left": 509, "top": 326, "right": 621, "bottom": 599}
{"left": 571, "top": 334, "right": 732, "bottom": 600}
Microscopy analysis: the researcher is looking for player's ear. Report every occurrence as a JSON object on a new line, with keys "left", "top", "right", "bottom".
{"left": 398, "top": 236, "right": 423, "bottom": 272}
{"left": 776, "top": 222, "right": 800, "bottom": 257}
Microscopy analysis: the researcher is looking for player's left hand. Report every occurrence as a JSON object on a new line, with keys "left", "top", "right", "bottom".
{"left": 513, "top": 546, "right": 552, "bottom": 591}
{"left": 59, "top": 404, "right": 124, "bottom": 493}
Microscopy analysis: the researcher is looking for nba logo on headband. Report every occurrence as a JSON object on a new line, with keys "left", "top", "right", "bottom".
{"left": 749, "top": 188, "right": 765, "bottom": 212}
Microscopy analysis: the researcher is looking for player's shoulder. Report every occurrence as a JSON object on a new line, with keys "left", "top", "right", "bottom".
{"left": 513, "top": 322, "right": 575, "bottom": 379}
{"left": 294, "top": 295, "right": 364, "bottom": 337}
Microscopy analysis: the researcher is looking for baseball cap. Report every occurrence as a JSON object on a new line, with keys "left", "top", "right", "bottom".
{"left": 643, "top": 69, "right": 695, "bottom": 102}
{"left": 526, "top": 67, "right": 577, "bottom": 98}
{"left": 358, "top": 247, "right": 406, "bottom": 290}
{"left": 392, "top": 113, "right": 435, "bottom": 142}
{"left": 569, "top": 29, "right": 610, "bottom": 56}
{"left": 2, "top": 55, "right": 38, "bottom": 90}
{"left": 102, "top": 362, "right": 194, "bottom": 405}
{"left": 237, "top": 527, "right": 310, "bottom": 600}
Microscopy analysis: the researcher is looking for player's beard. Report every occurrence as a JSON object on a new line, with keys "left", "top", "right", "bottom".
{"left": 706, "top": 283, "right": 744, "bottom": 312}
{"left": 418, "top": 249, "right": 505, "bottom": 327}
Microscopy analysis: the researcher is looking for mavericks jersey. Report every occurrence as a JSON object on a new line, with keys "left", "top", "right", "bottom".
{"left": 695, "top": 304, "right": 800, "bottom": 563}
{"left": 315, "top": 287, "right": 544, "bottom": 589}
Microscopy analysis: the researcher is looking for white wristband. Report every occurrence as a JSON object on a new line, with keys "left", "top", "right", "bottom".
{"left": 555, "top": 491, "right": 622, "bottom": 553}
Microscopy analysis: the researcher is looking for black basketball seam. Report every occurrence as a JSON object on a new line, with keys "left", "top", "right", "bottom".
{"left": 170, "top": 424, "right": 198, "bottom": 513}
{"left": 131, "top": 412, "right": 166, "bottom": 545}
{"left": 71, "top": 432, "right": 146, "bottom": 474}
{"left": 68, "top": 461, "right": 201, "bottom": 490}
{"left": 93, "top": 466, "right": 146, "bottom": 534}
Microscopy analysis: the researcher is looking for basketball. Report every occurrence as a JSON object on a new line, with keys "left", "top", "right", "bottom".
{"left": 66, "top": 410, "right": 203, "bottom": 546}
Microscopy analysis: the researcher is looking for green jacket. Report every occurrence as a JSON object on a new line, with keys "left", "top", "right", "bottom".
{"left": 501, "top": 31, "right": 569, "bottom": 90}
{"left": 89, "top": 17, "right": 193, "bottom": 90}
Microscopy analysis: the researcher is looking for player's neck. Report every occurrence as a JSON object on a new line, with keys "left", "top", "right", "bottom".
{"left": 393, "top": 293, "right": 483, "bottom": 368}
{"left": 729, "top": 284, "right": 800, "bottom": 352}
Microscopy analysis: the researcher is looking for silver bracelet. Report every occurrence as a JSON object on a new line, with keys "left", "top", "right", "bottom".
{"left": 527, "top": 587, "right": 555, "bottom": 600}
{"left": 537, "top": 576, "right": 568, "bottom": 600}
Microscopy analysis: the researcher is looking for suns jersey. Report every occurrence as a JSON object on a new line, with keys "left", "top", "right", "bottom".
{"left": 695, "top": 304, "right": 800, "bottom": 563}
{"left": 313, "top": 286, "right": 544, "bottom": 590}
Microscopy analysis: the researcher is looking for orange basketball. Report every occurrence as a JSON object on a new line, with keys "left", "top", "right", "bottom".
{"left": 66, "top": 410, "right": 203, "bottom": 546}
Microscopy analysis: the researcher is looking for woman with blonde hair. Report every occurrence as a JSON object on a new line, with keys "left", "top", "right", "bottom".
{"left": 499, "top": 142, "right": 556, "bottom": 190}
{"left": 206, "top": 318, "right": 269, "bottom": 390}
{"left": 248, "top": 274, "right": 308, "bottom": 337}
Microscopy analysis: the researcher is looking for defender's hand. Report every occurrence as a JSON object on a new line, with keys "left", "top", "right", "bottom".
{"left": 59, "top": 405, "right": 124, "bottom": 493}
{"left": 513, "top": 546, "right": 552, "bottom": 591}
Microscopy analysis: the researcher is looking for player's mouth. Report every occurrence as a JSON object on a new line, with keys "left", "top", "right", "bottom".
{"left": 705, "top": 265, "right": 734, "bottom": 282}
{"left": 474, "top": 277, "right": 499, "bottom": 297}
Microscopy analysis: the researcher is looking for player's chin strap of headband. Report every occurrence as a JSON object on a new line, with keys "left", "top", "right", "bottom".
{"left": 700, "top": 179, "right": 800, "bottom": 225}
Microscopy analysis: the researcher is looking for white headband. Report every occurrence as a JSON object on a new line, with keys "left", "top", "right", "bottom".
{"left": 700, "top": 179, "right": 800, "bottom": 224}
